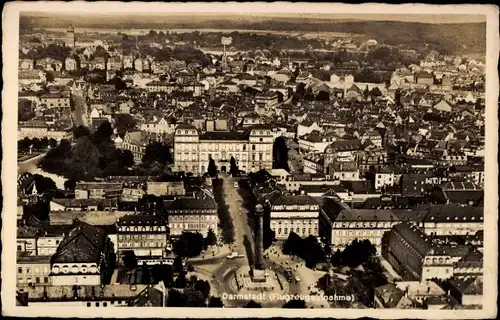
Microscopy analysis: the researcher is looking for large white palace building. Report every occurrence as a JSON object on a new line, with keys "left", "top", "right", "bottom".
{"left": 173, "top": 123, "right": 274, "bottom": 175}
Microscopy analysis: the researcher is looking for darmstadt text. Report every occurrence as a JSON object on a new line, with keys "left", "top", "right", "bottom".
{"left": 222, "top": 293, "right": 355, "bottom": 303}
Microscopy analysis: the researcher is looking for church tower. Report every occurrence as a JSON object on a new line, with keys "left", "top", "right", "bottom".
{"left": 66, "top": 24, "right": 75, "bottom": 48}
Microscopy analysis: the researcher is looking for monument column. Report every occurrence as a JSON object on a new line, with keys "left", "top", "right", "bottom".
{"left": 254, "top": 204, "right": 265, "bottom": 270}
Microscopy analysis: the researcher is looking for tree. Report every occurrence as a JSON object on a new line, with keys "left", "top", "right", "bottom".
{"left": 114, "top": 114, "right": 137, "bottom": 136}
{"left": 45, "top": 72, "right": 55, "bottom": 83}
{"left": 370, "top": 87, "right": 383, "bottom": 97}
{"left": 363, "top": 86, "right": 370, "bottom": 100}
{"left": 244, "top": 300, "right": 262, "bottom": 308}
{"left": 283, "top": 233, "right": 325, "bottom": 269}
{"left": 395, "top": 89, "right": 402, "bottom": 105}
{"left": 229, "top": 156, "right": 239, "bottom": 177}
{"left": 337, "top": 239, "right": 377, "bottom": 268}
{"left": 148, "top": 30, "right": 158, "bottom": 38}
{"left": 68, "top": 136, "right": 101, "bottom": 180}
{"left": 110, "top": 77, "right": 127, "bottom": 91}
{"left": 173, "top": 232, "right": 205, "bottom": 258}
{"left": 282, "top": 232, "right": 302, "bottom": 255}
{"left": 207, "top": 156, "right": 217, "bottom": 177}
{"left": 119, "top": 149, "right": 134, "bottom": 168}
{"left": 173, "top": 255, "right": 184, "bottom": 273}
{"left": 151, "top": 264, "right": 174, "bottom": 288}
{"left": 49, "top": 138, "right": 58, "bottom": 148}
{"left": 142, "top": 142, "right": 172, "bottom": 165}
{"left": 33, "top": 174, "right": 57, "bottom": 194}
{"left": 63, "top": 179, "right": 78, "bottom": 191}
{"left": 122, "top": 250, "right": 138, "bottom": 270}
{"left": 173, "top": 271, "right": 188, "bottom": 288}
{"left": 184, "top": 288, "right": 206, "bottom": 307}
{"left": 315, "top": 90, "right": 330, "bottom": 101}
{"left": 282, "top": 299, "right": 307, "bottom": 308}
{"left": 194, "top": 279, "right": 211, "bottom": 300}
{"left": 23, "top": 201, "right": 50, "bottom": 221}
{"left": 93, "top": 121, "right": 113, "bottom": 143}
{"left": 140, "top": 262, "right": 152, "bottom": 284}
{"left": 18, "top": 138, "right": 33, "bottom": 153}
{"left": 331, "top": 249, "right": 342, "bottom": 266}
{"left": 93, "top": 45, "right": 109, "bottom": 59}
{"left": 204, "top": 229, "right": 218, "bottom": 247}
{"left": 167, "top": 289, "right": 186, "bottom": 307}
{"left": 208, "top": 296, "right": 224, "bottom": 307}
{"left": 273, "top": 136, "right": 290, "bottom": 171}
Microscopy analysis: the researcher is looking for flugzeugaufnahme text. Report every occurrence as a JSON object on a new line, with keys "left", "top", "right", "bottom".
{"left": 221, "top": 293, "right": 355, "bottom": 302}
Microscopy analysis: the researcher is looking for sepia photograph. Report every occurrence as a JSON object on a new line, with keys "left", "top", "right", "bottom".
{"left": 2, "top": 2, "right": 498, "bottom": 318}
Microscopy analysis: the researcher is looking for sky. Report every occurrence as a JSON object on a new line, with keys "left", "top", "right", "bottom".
{"left": 23, "top": 12, "right": 486, "bottom": 25}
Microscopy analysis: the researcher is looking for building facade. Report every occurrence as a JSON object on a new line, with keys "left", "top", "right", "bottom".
{"left": 75, "top": 182, "right": 123, "bottom": 200}
{"left": 49, "top": 221, "right": 114, "bottom": 286}
{"left": 116, "top": 215, "right": 168, "bottom": 260}
{"left": 17, "top": 253, "right": 52, "bottom": 287}
{"left": 268, "top": 194, "right": 320, "bottom": 240}
{"left": 383, "top": 223, "right": 433, "bottom": 281}
{"left": 419, "top": 205, "right": 483, "bottom": 236}
{"left": 166, "top": 196, "right": 218, "bottom": 238}
{"left": 331, "top": 209, "right": 400, "bottom": 254}
{"left": 173, "top": 124, "right": 274, "bottom": 175}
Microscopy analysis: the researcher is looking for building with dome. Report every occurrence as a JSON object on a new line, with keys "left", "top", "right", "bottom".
{"left": 173, "top": 123, "right": 274, "bottom": 175}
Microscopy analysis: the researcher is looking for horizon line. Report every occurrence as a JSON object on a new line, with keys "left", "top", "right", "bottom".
{"left": 21, "top": 12, "right": 487, "bottom": 24}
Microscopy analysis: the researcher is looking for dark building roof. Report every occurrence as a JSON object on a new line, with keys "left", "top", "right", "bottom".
{"left": 268, "top": 194, "right": 318, "bottom": 207}
{"left": 117, "top": 214, "right": 165, "bottom": 226}
{"left": 51, "top": 198, "right": 118, "bottom": 208}
{"left": 449, "top": 278, "right": 483, "bottom": 296}
{"left": 165, "top": 197, "right": 217, "bottom": 212}
{"left": 76, "top": 182, "right": 123, "bottom": 191}
{"left": 341, "top": 180, "right": 376, "bottom": 194}
{"left": 336, "top": 209, "right": 399, "bottom": 222}
{"left": 51, "top": 220, "right": 108, "bottom": 264}
{"left": 423, "top": 205, "right": 483, "bottom": 223}
{"left": 326, "top": 139, "right": 363, "bottom": 152}
{"left": 248, "top": 170, "right": 273, "bottom": 186}
{"left": 374, "top": 284, "right": 408, "bottom": 308}
{"left": 392, "top": 222, "right": 433, "bottom": 257}
{"left": 299, "top": 184, "right": 347, "bottom": 195}
{"left": 321, "top": 196, "right": 351, "bottom": 222}
{"left": 441, "top": 182, "right": 482, "bottom": 191}
{"left": 128, "top": 286, "right": 165, "bottom": 307}
{"left": 199, "top": 131, "right": 249, "bottom": 141}
{"left": 175, "top": 123, "right": 198, "bottom": 130}
{"left": 423, "top": 295, "right": 459, "bottom": 308}
{"left": 17, "top": 225, "right": 40, "bottom": 238}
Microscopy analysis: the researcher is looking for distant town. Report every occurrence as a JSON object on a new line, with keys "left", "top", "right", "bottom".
{"left": 16, "top": 14, "right": 485, "bottom": 310}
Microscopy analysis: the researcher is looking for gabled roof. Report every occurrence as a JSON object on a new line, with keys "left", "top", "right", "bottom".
{"left": 374, "top": 284, "right": 410, "bottom": 308}
{"left": 51, "top": 220, "right": 108, "bottom": 264}
{"left": 326, "top": 139, "right": 362, "bottom": 152}
{"left": 423, "top": 205, "right": 483, "bottom": 223}
{"left": 392, "top": 222, "right": 433, "bottom": 256}
{"left": 449, "top": 278, "right": 483, "bottom": 296}
{"left": 165, "top": 197, "right": 217, "bottom": 212}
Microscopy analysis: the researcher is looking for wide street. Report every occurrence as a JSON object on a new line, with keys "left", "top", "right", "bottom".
{"left": 195, "top": 174, "right": 308, "bottom": 307}
{"left": 196, "top": 175, "right": 255, "bottom": 306}
{"left": 72, "top": 92, "right": 88, "bottom": 127}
